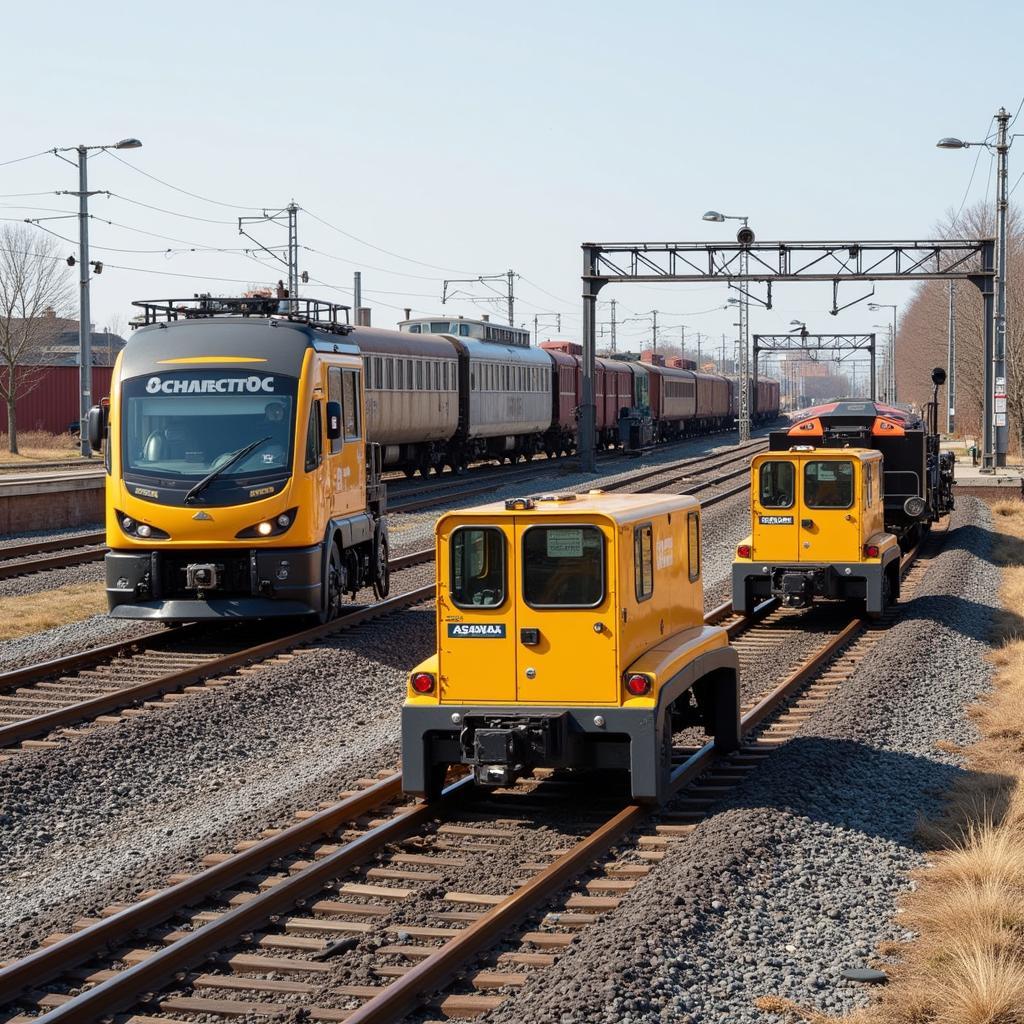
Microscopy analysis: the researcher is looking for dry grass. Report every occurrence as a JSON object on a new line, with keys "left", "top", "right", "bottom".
{"left": 831, "top": 500, "right": 1024, "bottom": 1024}
{"left": 0, "top": 430, "right": 81, "bottom": 464}
{"left": 0, "top": 582, "right": 106, "bottom": 640}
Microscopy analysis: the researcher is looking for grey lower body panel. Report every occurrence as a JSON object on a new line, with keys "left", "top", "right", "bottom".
{"left": 732, "top": 557, "right": 897, "bottom": 614}
{"left": 402, "top": 703, "right": 664, "bottom": 801}
{"left": 105, "top": 543, "right": 323, "bottom": 620}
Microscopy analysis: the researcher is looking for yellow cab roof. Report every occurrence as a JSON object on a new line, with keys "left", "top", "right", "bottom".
{"left": 436, "top": 490, "right": 700, "bottom": 530}
{"left": 756, "top": 446, "right": 881, "bottom": 462}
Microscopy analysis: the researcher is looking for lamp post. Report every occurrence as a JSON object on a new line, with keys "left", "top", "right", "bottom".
{"left": 52, "top": 138, "right": 142, "bottom": 457}
{"left": 872, "top": 323, "right": 893, "bottom": 402}
{"left": 868, "top": 303, "right": 897, "bottom": 404}
{"left": 704, "top": 210, "right": 753, "bottom": 440}
{"left": 938, "top": 108, "right": 1014, "bottom": 468}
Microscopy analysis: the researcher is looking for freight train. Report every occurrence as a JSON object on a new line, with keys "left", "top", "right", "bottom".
{"left": 88, "top": 297, "right": 390, "bottom": 622}
{"left": 356, "top": 317, "right": 780, "bottom": 476}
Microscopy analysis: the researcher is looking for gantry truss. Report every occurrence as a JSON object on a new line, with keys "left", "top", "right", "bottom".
{"left": 578, "top": 237, "right": 996, "bottom": 470}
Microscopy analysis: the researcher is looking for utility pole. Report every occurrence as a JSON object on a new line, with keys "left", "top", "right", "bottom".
{"left": 239, "top": 204, "right": 302, "bottom": 299}
{"left": 48, "top": 137, "right": 142, "bottom": 458}
{"left": 696, "top": 333, "right": 702, "bottom": 368}
{"left": 948, "top": 281, "right": 957, "bottom": 433}
{"left": 651, "top": 310, "right": 658, "bottom": 352}
{"left": 610, "top": 299, "right": 617, "bottom": 354}
{"left": 354, "top": 271, "right": 362, "bottom": 320}
{"left": 76, "top": 148, "right": 92, "bottom": 458}
{"left": 993, "top": 106, "right": 1010, "bottom": 466}
{"left": 287, "top": 202, "right": 299, "bottom": 298}
{"left": 507, "top": 269, "right": 515, "bottom": 327}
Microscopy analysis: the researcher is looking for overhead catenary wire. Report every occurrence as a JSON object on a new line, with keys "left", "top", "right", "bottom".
{"left": 0, "top": 149, "right": 52, "bottom": 169}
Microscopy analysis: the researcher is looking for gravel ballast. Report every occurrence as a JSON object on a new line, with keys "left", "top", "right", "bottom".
{"left": 0, "top": 434, "right": 758, "bottom": 960}
{"left": 485, "top": 497, "right": 998, "bottom": 1023}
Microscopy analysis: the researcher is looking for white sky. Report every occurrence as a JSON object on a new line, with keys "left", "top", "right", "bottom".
{"left": 3, "top": 0, "right": 1022, "bottom": 384}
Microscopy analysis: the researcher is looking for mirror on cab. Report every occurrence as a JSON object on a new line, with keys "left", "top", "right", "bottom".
{"left": 326, "top": 400, "right": 342, "bottom": 441}
{"left": 86, "top": 404, "right": 107, "bottom": 451}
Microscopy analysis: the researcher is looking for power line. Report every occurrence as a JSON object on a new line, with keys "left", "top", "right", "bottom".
{"left": 0, "top": 149, "right": 52, "bottom": 169}
{"left": 106, "top": 192, "right": 238, "bottom": 225}
{"left": 302, "top": 207, "right": 487, "bottom": 276}
{"left": 103, "top": 150, "right": 265, "bottom": 210}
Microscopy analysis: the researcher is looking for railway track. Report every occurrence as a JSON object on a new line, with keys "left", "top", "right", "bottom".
{"left": 0, "top": 437, "right": 766, "bottom": 580}
{"left": 0, "top": 446, "right": 763, "bottom": 755}
{"left": 0, "top": 527, "right": 945, "bottom": 1024}
{"left": 0, "top": 550, "right": 435, "bottom": 757}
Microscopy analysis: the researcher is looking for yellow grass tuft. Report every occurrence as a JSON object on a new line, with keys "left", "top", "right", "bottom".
{"left": 832, "top": 494, "right": 1024, "bottom": 1023}
{"left": 0, "top": 582, "right": 107, "bottom": 640}
{"left": 0, "top": 430, "right": 81, "bottom": 464}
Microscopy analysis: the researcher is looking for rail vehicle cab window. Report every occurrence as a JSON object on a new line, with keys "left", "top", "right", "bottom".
{"left": 451, "top": 528, "right": 505, "bottom": 608}
{"left": 758, "top": 461, "right": 795, "bottom": 508}
{"left": 328, "top": 368, "right": 344, "bottom": 455}
{"left": 304, "top": 401, "right": 323, "bottom": 471}
{"left": 342, "top": 370, "right": 360, "bottom": 440}
{"left": 865, "top": 463, "right": 873, "bottom": 507}
{"left": 804, "top": 460, "right": 854, "bottom": 509}
{"left": 120, "top": 371, "right": 299, "bottom": 486}
{"left": 408, "top": 324, "right": 421, "bottom": 334}
{"left": 523, "top": 526, "right": 604, "bottom": 608}
{"left": 687, "top": 511, "right": 701, "bottom": 582}
{"left": 634, "top": 524, "right": 654, "bottom": 601}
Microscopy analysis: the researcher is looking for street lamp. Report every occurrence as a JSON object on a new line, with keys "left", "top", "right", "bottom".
{"left": 872, "top": 322, "right": 893, "bottom": 403}
{"left": 52, "top": 138, "right": 143, "bottom": 457}
{"left": 868, "top": 302, "right": 897, "bottom": 404}
{"left": 703, "top": 209, "right": 753, "bottom": 440}
{"left": 937, "top": 108, "right": 1018, "bottom": 468}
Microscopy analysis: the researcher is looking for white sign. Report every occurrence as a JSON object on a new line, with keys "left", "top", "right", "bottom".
{"left": 546, "top": 529, "right": 583, "bottom": 558}
{"left": 146, "top": 376, "right": 275, "bottom": 395}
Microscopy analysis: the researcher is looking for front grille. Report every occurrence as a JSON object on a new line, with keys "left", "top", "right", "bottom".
{"left": 157, "top": 549, "right": 253, "bottom": 599}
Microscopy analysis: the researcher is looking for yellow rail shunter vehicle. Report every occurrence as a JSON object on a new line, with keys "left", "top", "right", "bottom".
{"left": 87, "top": 296, "right": 389, "bottom": 622}
{"left": 732, "top": 446, "right": 900, "bottom": 617}
{"left": 402, "top": 491, "right": 740, "bottom": 803}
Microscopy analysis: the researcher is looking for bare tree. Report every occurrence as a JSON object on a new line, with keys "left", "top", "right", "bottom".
{"left": 895, "top": 201, "right": 1024, "bottom": 456}
{"left": 0, "top": 225, "right": 75, "bottom": 453}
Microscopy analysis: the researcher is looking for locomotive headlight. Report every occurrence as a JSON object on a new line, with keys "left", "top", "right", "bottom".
{"left": 116, "top": 511, "right": 169, "bottom": 540}
{"left": 235, "top": 508, "right": 298, "bottom": 540}
{"left": 903, "top": 496, "right": 926, "bottom": 518}
{"left": 136, "top": 523, "right": 152, "bottom": 538}
{"left": 122, "top": 517, "right": 135, "bottom": 531}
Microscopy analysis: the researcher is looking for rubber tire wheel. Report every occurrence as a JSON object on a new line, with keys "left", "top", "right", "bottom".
{"left": 372, "top": 529, "right": 390, "bottom": 600}
{"left": 321, "top": 544, "right": 343, "bottom": 623}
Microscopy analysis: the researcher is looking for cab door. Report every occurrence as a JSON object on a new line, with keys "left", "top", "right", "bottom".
{"left": 513, "top": 519, "right": 617, "bottom": 705}
{"left": 438, "top": 521, "right": 517, "bottom": 703}
{"left": 327, "top": 364, "right": 364, "bottom": 519}
{"left": 798, "top": 458, "right": 859, "bottom": 562}
{"left": 751, "top": 457, "right": 799, "bottom": 561}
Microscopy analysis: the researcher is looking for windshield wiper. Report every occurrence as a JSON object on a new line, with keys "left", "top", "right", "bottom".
{"left": 183, "top": 436, "right": 271, "bottom": 504}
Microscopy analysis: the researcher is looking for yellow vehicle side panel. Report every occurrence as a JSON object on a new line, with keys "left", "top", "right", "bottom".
{"left": 621, "top": 625, "right": 731, "bottom": 708}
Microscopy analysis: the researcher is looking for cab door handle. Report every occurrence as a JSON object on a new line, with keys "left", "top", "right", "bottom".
{"left": 520, "top": 628, "right": 540, "bottom": 646}
{"left": 801, "top": 518, "right": 814, "bottom": 528}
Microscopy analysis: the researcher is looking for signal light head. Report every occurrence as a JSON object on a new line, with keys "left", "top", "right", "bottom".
{"left": 411, "top": 672, "right": 435, "bottom": 694}
{"left": 737, "top": 543, "right": 752, "bottom": 558}
{"left": 625, "top": 673, "right": 652, "bottom": 697}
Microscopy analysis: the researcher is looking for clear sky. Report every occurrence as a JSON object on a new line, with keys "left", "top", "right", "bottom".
{"left": 3, "top": 0, "right": 1022, "bottom": 383}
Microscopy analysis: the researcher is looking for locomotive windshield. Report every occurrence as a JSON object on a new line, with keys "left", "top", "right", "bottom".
{"left": 804, "top": 460, "right": 854, "bottom": 509}
{"left": 121, "top": 370, "right": 298, "bottom": 486}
